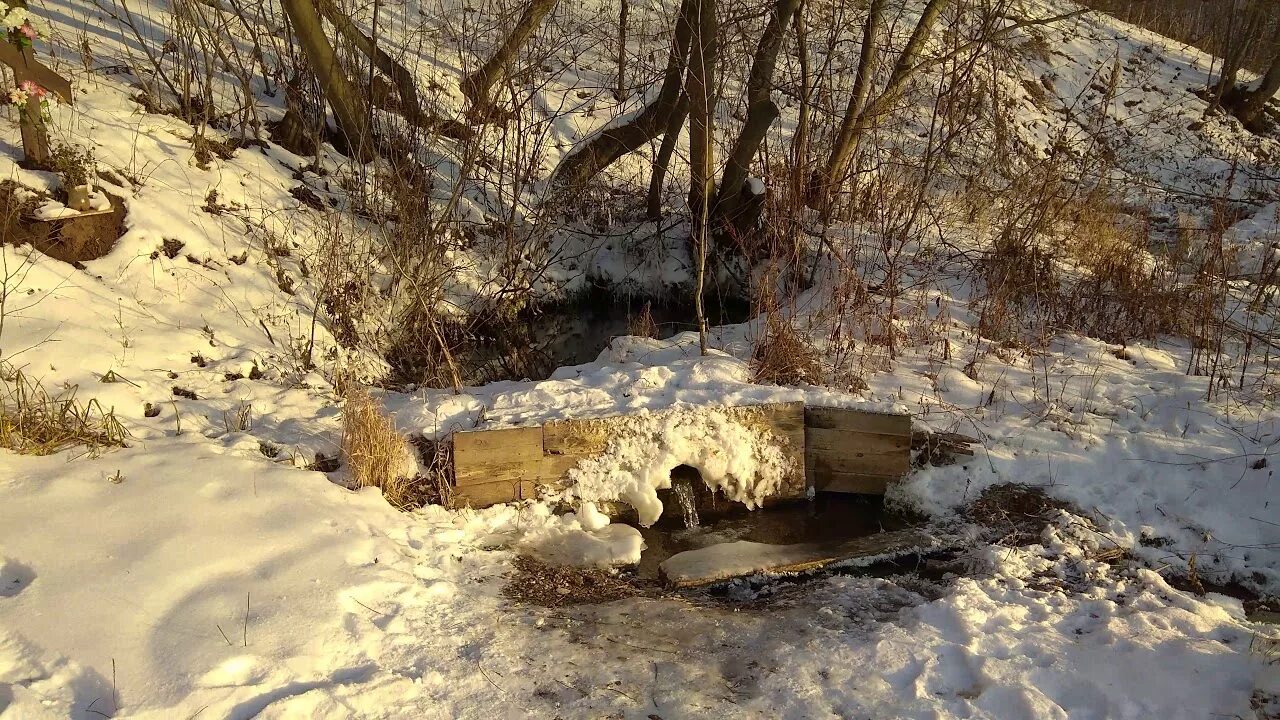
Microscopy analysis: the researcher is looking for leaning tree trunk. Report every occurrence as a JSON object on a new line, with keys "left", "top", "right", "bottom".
{"left": 316, "top": 0, "right": 470, "bottom": 139}
{"left": 1231, "top": 25, "right": 1280, "bottom": 130}
{"left": 281, "top": 0, "right": 374, "bottom": 161}
{"left": 647, "top": 93, "right": 689, "bottom": 219}
{"left": 789, "top": 0, "right": 811, "bottom": 205}
{"left": 821, "top": 0, "right": 885, "bottom": 197}
{"left": 713, "top": 0, "right": 804, "bottom": 233}
{"left": 462, "top": 0, "right": 561, "bottom": 117}
{"left": 550, "top": 0, "right": 695, "bottom": 192}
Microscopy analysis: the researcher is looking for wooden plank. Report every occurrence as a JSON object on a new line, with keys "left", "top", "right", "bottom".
{"left": 808, "top": 467, "right": 898, "bottom": 495}
{"left": 659, "top": 529, "right": 938, "bottom": 588}
{"left": 0, "top": 42, "right": 73, "bottom": 102}
{"left": 726, "top": 401, "right": 806, "bottom": 497}
{"left": 542, "top": 416, "right": 622, "bottom": 455}
{"left": 451, "top": 479, "right": 540, "bottom": 508}
{"left": 806, "top": 427, "right": 910, "bottom": 475}
{"left": 452, "top": 426, "right": 543, "bottom": 487}
{"left": 538, "top": 453, "right": 583, "bottom": 484}
{"left": 804, "top": 407, "right": 911, "bottom": 435}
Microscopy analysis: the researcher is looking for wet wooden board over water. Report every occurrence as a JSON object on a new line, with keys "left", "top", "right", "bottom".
{"left": 657, "top": 528, "right": 938, "bottom": 588}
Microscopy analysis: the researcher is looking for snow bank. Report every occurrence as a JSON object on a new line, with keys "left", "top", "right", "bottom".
{"left": 566, "top": 406, "right": 793, "bottom": 526}
{"left": 389, "top": 333, "right": 898, "bottom": 436}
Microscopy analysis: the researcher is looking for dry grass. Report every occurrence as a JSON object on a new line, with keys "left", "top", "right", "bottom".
{"left": 966, "top": 483, "right": 1083, "bottom": 546}
{"left": 976, "top": 192, "right": 1187, "bottom": 346}
{"left": 502, "top": 555, "right": 643, "bottom": 607}
{"left": 0, "top": 368, "right": 128, "bottom": 455}
{"left": 340, "top": 382, "right": 420, "bottom": 509}
{"left": 751, "top": 315, "right": 823, "bottom": 386}
{"left": 626, "top": 301, "right": 659, "bottom": 339}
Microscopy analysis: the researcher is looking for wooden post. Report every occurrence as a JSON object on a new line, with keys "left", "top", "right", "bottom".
{"left": 0, "top": 1, "right": 72, "bottom": 169}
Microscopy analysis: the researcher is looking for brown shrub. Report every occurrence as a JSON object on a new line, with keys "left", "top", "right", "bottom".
{"left": 751, "top": 316, "right": 823, "bottom": 386}
{"left": 340, "top": 383, "right": 420, "bottom": 508}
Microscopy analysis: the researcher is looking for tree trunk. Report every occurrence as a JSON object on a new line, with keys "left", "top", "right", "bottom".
{"left": 1210, "top": 0, "right": 1261, "bottom": 111}
{"left": 616, "top": 0, "right": 629, "bottom": 100}
{"left": 316, "top": 0, "right": 470, "bottom": 139}
{"left": 551, "top": 0, "right": 695, "bottom": 191}
{"left": 647, "top": 93, "right": 689, "bottom": 220}
{"left": 821, "top": 0, "right": 885, "bottom": 196}
{"left": 687, "top": 0, "right": 716, "bottom": 355}
{"left": 790, "top": 0, "right": 811, "bottom": 204}
{"left": 686, "top": 0, "right": 716, "bottom": 214}
{"left": 714, "top": 0, "right": 803, "bottom": 229}
{"left": 462, "top": 0, "right": 560, "bottom": 117}
{"left": 281, "top": 0, "right": 374, "bottom": 161}
{"left": 1232, "top": 24, "right": 1280, "bottom": 130}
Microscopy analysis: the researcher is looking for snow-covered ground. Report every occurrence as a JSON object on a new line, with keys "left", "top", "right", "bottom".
{"left": 2, "top": 0, "right": 1279, "bottom": 717}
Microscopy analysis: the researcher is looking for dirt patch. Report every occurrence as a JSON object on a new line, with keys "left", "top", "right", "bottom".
{"left": 503, "top": 555, "right": 647, "bottom": 608}
{"left": 967, "top": 483, "right": 1084, "bottom": 546}
{"left": 0, "top": 180, "right": 125, "bottom": 263}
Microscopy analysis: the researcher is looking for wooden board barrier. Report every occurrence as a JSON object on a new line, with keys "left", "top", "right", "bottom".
{"left": 804, "top": 407, "right": 912, "bottom": 495}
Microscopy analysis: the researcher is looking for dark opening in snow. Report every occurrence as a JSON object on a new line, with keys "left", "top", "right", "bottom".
{"left": 635, "top": 491, "right": 913, "bottom": 580}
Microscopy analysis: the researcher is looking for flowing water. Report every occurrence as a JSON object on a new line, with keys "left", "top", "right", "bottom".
{"left": 635, "top": 491, "right": 913, "bottom": 580}
{"left": 670, "top": 477, "right": 702, "bottom": 529}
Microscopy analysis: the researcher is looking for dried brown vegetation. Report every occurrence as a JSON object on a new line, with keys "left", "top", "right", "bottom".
{"left": 0, "top": 367, "right": 128, "bottom": 456}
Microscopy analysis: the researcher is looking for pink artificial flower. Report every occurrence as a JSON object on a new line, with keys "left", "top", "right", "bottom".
{"left": 18, "top": 80, "right": 46, "bottom": 98}
{"left": 18, "top": 23, "right": 36, "bottom": 40}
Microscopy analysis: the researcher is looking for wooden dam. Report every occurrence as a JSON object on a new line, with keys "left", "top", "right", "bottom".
{"left": 449, "top": 401, "right": 966, "bottom": 509}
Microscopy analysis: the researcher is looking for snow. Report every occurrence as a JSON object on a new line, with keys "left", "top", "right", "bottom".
{"left": 388, "top": 334, "right": 899, "bottom": 437}
{"left": 0, "top": 0, "right": 1277, "bottom": 716}
{"left": 566, "top": 406, "right": 794, "bottom": 526}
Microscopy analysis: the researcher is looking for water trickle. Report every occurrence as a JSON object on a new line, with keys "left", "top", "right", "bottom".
{"left": 671, "top": 478, "right": 701, "bottom": 529}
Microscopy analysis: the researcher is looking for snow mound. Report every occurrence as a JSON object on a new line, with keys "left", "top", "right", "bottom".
{"left": 567, "top": 405, "right": 792, "bottom": 526}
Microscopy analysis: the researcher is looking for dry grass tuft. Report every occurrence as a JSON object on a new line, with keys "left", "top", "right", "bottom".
{"left": 751, "top": 315, "right": 823, "bottom": 386}
{"left": 626, "top": 301, "right": 660, "bottom": 339}
{"left": 0, "top": 367, "right": 128, "bottom": 455}
{"left": 976, "top": 192, "right": 1186, "bottom": 346}
{"left": 340, "top": 382, "right": 421, "bottom": 509}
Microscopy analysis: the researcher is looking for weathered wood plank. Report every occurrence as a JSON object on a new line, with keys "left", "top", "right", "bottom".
{"left": 806, "top": 427, "right": 911, "bottom": 476}
{"left": 538, "top": 454, "right": 583, "bottom": 483}
{"left": 659, "top": 528, "right": 938, "bottom": 587}
{"left": 804, "top": 407, "right": 911, "bottom": 435}
{"left": 807, "top": 467, "right": 899, "bottom": 495}
{"left": 452, "top": 426, "right": 543, "bottom": 486}
{"left": 542, "top": 416, "right": 621, "bottom": 455}
{"left": 0, "top": 42, "right": 73, "bottom": 102}
{"left": 727, "top": 401, "right": 807, "bottom": 497}
{"left": 452, "top": 479, "right": 541, "bottom": 507}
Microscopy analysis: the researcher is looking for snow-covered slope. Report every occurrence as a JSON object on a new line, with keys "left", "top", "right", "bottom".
{"left": 0, "top": 0, "right": 1278, "bottom": 717}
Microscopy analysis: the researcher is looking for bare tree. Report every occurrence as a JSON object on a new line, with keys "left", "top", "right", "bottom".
{"left": 688, "top": 0, "right": 716, "bottom": 354}
{"left": 821, "top": 0, "right": 948, "bottom": 203}
{"left": 281, "top": 0, "right": 373, "bottom": 160}
{"left": 1228, "top": 21, "right": 1280, "bottom": 130}
{"left": 462, "top": 0, "right": 561, "bottom": 117}
{"left": 714, "top": 0, "right": 805, "bottom": 232}
{"left": 551, "top": 0, "right": 695, "bottom": 191}
{"left": 616, "top": 0, "right": 629, "bottom": 100}
{"left": 821, "top": 0, "right": 886, "bottom": 198}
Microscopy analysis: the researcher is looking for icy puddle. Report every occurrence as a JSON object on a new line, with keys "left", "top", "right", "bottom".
{"left": 634, "top": 491, "right": 930, "bottom": 585}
